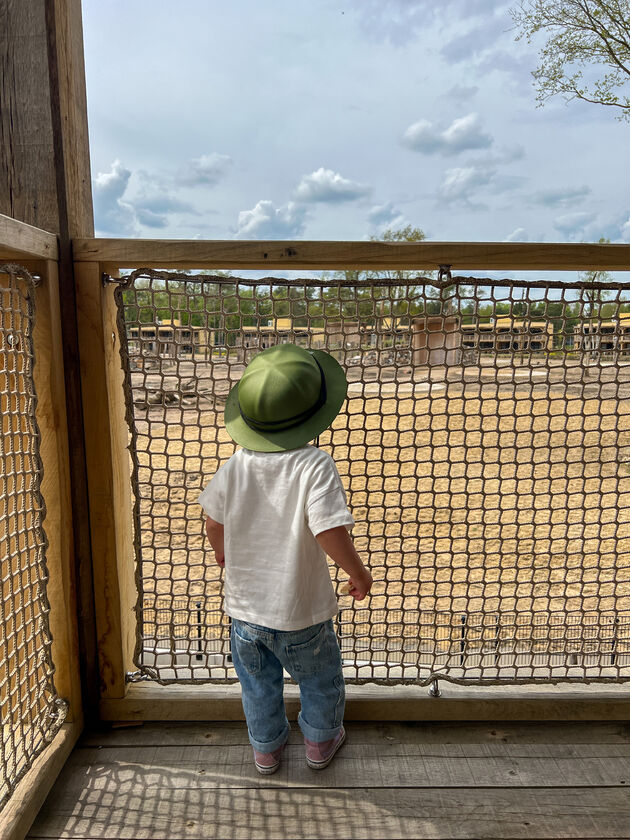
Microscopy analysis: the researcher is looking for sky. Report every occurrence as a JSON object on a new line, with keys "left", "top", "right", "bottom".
{"left": 82, "top": 0, "right": 630, "bottom": 251}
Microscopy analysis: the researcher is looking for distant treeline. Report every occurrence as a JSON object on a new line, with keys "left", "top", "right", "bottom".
{"left": 122, "top": 280, "right": 630, "bottom": 337}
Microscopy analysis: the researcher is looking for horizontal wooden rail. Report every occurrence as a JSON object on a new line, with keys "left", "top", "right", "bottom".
{"left": 72, "top": 238, "right": 630, "bottom": 271}
{"left": 0, "top": 214, "right": 58, "bottom": 261}
{"left": 101, "top": 683, "right": 630, "bottom": 722}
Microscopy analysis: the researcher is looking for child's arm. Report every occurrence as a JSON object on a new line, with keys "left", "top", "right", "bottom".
{"left": 316, "top": 525, "right": 373, "bottom": 600}
{"left": 205, "top": 516, "right": 225, "bottom": 567}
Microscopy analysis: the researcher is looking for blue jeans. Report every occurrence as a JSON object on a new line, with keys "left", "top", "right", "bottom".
{"left": 230, "top": 618, "right": 345, "bottom": 753}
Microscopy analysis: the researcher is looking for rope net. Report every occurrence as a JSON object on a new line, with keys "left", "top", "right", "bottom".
{"left": 115, "top": 269, "right": 630, "bottom": 686}
{"left": 0, "top": 266, "right": 67, "bottom": 812}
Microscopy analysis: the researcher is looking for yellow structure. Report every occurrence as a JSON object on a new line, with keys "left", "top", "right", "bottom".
{"left": 572, "top": 313, "right": 630, "bottom": 355}
{"left": 127, "top": 319, "right": 209, "bottom": 357}
{"left": 461, "top": 319, "right": 554, "bottom": 353}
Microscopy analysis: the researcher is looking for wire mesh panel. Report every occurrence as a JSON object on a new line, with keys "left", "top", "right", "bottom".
{"left": 115, "top": 269, "right": 630, "bottom": 685}
{"left": 0, "top": 266, "right": 67, "bottom": 812}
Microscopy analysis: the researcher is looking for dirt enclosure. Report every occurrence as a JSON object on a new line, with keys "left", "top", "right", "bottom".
{"left": 128, "top": 355, "right": 630, "bottom": 679}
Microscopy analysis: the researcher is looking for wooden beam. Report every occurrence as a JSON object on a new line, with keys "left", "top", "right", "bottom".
{"left": 34, "top": 260, "right": 82, "bottom": 724}
{"left": 75, "top": 261, "right": 136, "bottom": 700}
{"left": 72, "top": 239, "right": 630, "bottom": 271}
{"left": 0, "top": 721, "right": 81, "bottom": 840}
{"left": 101, "top": 683, "right": 630, "bottom": 722}
{"left": 0, "top": 214, "right": 58, "bottom": 260}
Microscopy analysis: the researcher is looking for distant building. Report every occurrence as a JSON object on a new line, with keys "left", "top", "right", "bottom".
{"left": 236, "top": 318, "right": 325, "bottom": 361}
{"left": 572, "top": 313, "right": 630, "bottom": 356}
{"left": 127, "top": 320, "right": 209, "bottom": 358}
{"left": 461, "top": 319, "right": 554, "bottom": 354}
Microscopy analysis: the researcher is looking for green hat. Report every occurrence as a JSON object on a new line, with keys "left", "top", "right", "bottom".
{"left": 224, "top": 343, "right": 347, "bottom": 452}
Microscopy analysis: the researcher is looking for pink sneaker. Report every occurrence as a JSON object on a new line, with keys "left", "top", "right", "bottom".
{"left": 253, "top": 742, "right": 286, "bottom": 775}
{"left": 304, "top": 726, "right": 346, "bottom": 770}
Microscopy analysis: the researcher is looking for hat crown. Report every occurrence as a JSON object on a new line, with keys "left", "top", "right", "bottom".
{"left": 238, "top": 344, "right": 321, "bottom": 426}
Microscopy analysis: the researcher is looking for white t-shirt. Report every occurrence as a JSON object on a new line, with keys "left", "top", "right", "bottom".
{"left": 198, "top": 445, "right": 354, "bottom": 631}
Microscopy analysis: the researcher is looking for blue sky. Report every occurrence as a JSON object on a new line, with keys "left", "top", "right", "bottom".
{"left": 83, "top": 0, "right": 630, "bottom": 247}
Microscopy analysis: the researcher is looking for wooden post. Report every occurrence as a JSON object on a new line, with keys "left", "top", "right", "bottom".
{"left": 0, "top": 0, "right": 99, "bottom": 716}
{"left": 33, "top": 260, "right": 82, "bottom": 722}
{"left": 75, "top": 262, "right": 136, "bottom": 699}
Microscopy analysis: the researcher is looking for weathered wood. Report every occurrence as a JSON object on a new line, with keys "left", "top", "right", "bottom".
{"left": 0, "top": 722, "right": 80, "bottom": 840}
{"left": 47, "top": 0, "right": 99, "bottom": 719}
{"left": 28, "top": 783, "right": 630, "bottom": 839}
{"left": 0, "top": 214, "right": 58, "bottom": 260}
{"left": 79, "top": 720, "right": 630, "bottom": 748}
{"left": 75, "top": 261, "right": 136, "bottom": 699}
{"left": 73, "top": 239, "right": 630, "bottom": 271}
{"left": 56, "top": 740, "right": 630, "bottom": 789}
{"left": 33, "top": 260, "right": 82, "bottom": 722}
{"left": 0, "top": 0, "right": 57, "bottom": 228}
{"left": 100, "top": 682, "right": 630, "bottom": 722}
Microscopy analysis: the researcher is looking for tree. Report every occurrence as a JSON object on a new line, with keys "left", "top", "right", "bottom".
{"left": 511, "top": 0, "right": 630, "bottom": 120}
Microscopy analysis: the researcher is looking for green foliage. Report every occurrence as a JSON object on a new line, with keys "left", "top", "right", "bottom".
{"left": 511, "top": 0, "right": 630, "bottom": 120}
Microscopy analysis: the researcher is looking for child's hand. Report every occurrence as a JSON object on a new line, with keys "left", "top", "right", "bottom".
{"left": 216, "top": 553, "right": 225, "bottom": 568}
{"left": 341, "top": 571, "right": 372, "bottom": 601}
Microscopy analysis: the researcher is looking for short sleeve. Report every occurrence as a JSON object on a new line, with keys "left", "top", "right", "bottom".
{"left": 198, "top": 462, "right": 229, "bottom": 523}
{"left": 305, "top": 455, "right": 354, "bottom": 537}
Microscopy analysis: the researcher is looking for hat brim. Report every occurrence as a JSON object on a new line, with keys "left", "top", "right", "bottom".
{"left": 224, "top": 350, "right": 348, "bottom": 452}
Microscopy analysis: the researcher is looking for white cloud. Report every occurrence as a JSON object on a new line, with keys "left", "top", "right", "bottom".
{"left": 442, "top": 84, "right": 479, "bottom": 102}
{"left": 402, "top": 113, "right": 493, "bottom": 155}
{"left": 92, "top": 160, "right": 138, "bottom": 235}
{"left": 553, "top": 211, "right": 597, "bottom": 238}
{"left": 504, "top": 227, "right": 529, "bottom": 242}
{"left": 350, "top": 0, "right": 500, "bottom": 46}
{"left": 438, "top": 165, "right": 495, "bottom": 204}
{"left": 294, "top": 167, "right": 371, "bottom": 203}
{"left": 235, "top": 200, "right": 308, "bottom": 239}
{"left": 93, "top": 160, "right": 203, "bottom": 234}
{"left": 531, "top": 186, "right": 591, "bottom": 208}
{"left": 177, "top": 153, "right": 233, "bottom": 187}
{"left": 367, "top": 202, "right": 407, "bottom": 232}
{"left": 620, "top": 218, "right": 630, "bottom": 243}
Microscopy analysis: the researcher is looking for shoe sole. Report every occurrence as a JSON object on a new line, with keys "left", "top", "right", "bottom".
{"left": 254, "top": 741, "right": 287, "bottom": 775}
{"left": 254, "top": 761, "right": 280, "bottom": 775}
{"left": 306, "top": 728, "right": 346, "bottom": 770}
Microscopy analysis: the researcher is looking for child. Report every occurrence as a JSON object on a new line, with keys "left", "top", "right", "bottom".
{"left": 199, "top": 343, "right": 372, "bottom": 774}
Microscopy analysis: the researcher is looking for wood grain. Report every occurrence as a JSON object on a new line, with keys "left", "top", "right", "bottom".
{"left": 0, "top": 722, "right": 80, "bottom": 840}
{"left": 73, "top": 239, "right": 630, "bottom": 271}
{"left": 99, "top": 682, "right": 630, "bottom": 722}
{"left": 27, "top": 721, "right": 630, "bottom": 839}
{"left": 75, "top": 261, "right": 135, "bottom": 699}
{"left": 33, "top": 260, "right": 82, "bottom": 722}
{"left": 0, "top": 214, "right": 57, "bottom": 260}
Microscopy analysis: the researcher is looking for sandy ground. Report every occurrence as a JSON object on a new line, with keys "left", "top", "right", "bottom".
{"left": 128, "top": 357, "right": 630, "bottom": 666}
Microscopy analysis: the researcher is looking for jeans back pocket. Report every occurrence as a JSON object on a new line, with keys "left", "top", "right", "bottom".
{"left": 285, "top": 622, "right": 333, "bottom": 676}
{"left": 232, "top": 624, "right": 262, "bottom": 675}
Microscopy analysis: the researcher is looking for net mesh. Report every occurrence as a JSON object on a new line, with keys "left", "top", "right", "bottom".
{"left": 0, "top": 265, "right": 67, "bottom": 812}
{"left": 114, "top": 269, "right": 630, "bottom": 686}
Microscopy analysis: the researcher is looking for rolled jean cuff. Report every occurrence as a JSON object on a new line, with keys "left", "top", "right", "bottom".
{"left": 297, "top": 710, "right": 342, "bottom": 743}
{"left": 247, "top": 721, "right": 290, "bottom": 753}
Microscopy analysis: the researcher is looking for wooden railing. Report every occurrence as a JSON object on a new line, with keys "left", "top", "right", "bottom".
{"left": 2, "top": 215, "right": 630, "bottom": 836}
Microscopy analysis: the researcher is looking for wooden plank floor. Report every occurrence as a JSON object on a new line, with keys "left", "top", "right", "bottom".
{"left": 29, "top": 721, "right": 630, "bottom": 839}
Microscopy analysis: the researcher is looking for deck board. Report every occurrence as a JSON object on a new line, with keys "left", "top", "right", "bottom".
{"left": 29, "top": 722, "right": 630, "bottom": 839}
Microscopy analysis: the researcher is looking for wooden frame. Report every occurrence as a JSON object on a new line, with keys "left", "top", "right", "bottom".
{"left": 88, "top": 240, "right": 630, "bottom": 719}
{"left": 74, "top": 239, "right": 630, "bottom": 271}
{"left": 75, "top": 261, "right": 136, "bottom": 700}
{"left": 0, "top": 722, "right": 81, "bottom": 840}
{"left": 0, "top": 215, "right": 58, "bottom": 263}
{"left": 101, "top": 683, "right": 630, "bottom": 722}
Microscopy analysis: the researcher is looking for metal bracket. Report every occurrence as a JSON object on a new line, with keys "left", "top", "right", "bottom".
{"left": 125, "top": 670, "right": 151, "bottom": 683}
{"left": 428, "top": 678, "right": 441, "bottom": 697}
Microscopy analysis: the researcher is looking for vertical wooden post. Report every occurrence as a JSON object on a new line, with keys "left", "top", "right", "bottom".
{"left": 75, "top": 262, "right": 136, "bottom": 699}
{"left": 34, "top": 260, "right": 83, "bottom": 722}
{"left": 0, "top": 0, "right": 100, "bottom": 716}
